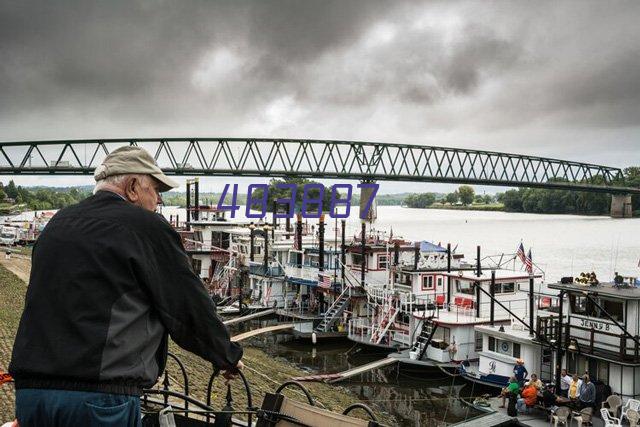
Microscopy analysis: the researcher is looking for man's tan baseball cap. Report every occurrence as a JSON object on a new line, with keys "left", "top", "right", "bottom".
{"left": 94, "top": 146, "right": 179, "bottom": 192}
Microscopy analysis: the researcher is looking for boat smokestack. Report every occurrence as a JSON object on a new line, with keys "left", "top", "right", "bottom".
{"left": 414, "top": 242, "right": 420, "bottom": 270}
{"left": 318, "top": 214, "right": 325, "bottom": 272}
{"left": 447, "top": 243, "right": 452, "bottom": 308}
{"left": 360, "top": 221, "right": 366, "bottom": 287}
{"left": 285, "top": 215, "right": 291, "bottom": 239}
{"left": 476, "top": 245, "right": 482, "bottom": 277}
{"left": 341, "top": 219, "right": 346, "bottom": 286}
{"left": 394, "top": 241, "right": 400, "bottom": 266}
{"left": 296, "top": 213, "right": 303, "bottom": 268}
{"left": 249, "top": 223, "right": 255, "bottom": 262}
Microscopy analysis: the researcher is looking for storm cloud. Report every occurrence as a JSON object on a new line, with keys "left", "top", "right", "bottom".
{"left": 1, "top": 0, "right": 639, "bottom": 174}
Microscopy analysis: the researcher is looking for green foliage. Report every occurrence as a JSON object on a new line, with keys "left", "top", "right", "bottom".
{"left": 457, "top": 185, "right": 475, "bottom": 205}
{"left": 445, "top": 191, "right": 459, "bottom": 204}
{"left": 250, "top": 177, "right": 337, "bottom": 213}
{"left": 404, "top": 192, "right": 436, "bottom": 208}
{"left": 0, "top": 180, "right": 92, "bottom": 210}
{"left": 497, "top": 179, "right": 611, "bottom": 215}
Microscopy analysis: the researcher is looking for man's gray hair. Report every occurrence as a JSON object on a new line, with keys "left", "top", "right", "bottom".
{"left": 93, "top": 174, "right": 149, "bottom": 194}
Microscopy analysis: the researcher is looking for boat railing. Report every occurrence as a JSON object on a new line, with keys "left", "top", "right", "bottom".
{"left": 347, "top": 317, "right": 396, "bottom": 346}
{"left": 248, "top": 261, "right": 284, "bottom": 277}
{"left": 538, "top": 315, "right": 640, "bottom": 362}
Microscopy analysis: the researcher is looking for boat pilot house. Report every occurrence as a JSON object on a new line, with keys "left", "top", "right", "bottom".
{"left": 547, "top": 280, "right": 640, "bottom": 398}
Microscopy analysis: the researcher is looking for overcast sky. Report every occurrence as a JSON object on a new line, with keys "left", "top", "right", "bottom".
{"left": 1, "top": 0, "right": 639, "bottom": 193}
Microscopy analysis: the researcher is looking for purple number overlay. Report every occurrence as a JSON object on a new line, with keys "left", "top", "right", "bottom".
{"left": 216, "top": 183, "right": 379, "bottom": 219}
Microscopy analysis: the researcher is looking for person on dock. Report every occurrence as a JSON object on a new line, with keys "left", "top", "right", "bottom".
{"left": 559, "top": 369, "right": 572, "bottom": 397}
{"left": 578, "top": 375, "right": 596, "bottom": 410}
{"left": 9, "top": 146, "right": 244, "bottom": 427}
{"left": 525, "top": 373, "right": 543, "bottom": 391}
{"left": 516, "top": 383, "right": 538, "bottom": 414}
{"left": 513, "top": 359, "right": 528, "bottom": 387}
{"left": 499, "top": 376, "right": 521, "bottom": 408}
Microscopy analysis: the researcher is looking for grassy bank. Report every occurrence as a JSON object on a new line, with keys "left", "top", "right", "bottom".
{"left": 0, "top": 264, "right": 392, "bottom": 424}
{"left": 0, "top": 265, "right": 24, "bottom": 419}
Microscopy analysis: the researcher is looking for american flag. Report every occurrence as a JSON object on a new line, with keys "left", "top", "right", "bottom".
{"left": 517, "top": 242, "right": 527, "bottom": 264}
{"left": 318, "top": 273, "right": 332, "bottom": 288}
{"left": 525, "top": 249, "right": 533, "bottom": 274}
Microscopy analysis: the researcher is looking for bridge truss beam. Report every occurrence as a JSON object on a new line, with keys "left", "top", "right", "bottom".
{"left": 0, "top": 138, "right": 636, "bottom": 194}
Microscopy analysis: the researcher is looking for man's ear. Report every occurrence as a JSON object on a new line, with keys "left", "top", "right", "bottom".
{"left": 124, "top": 176, "right": 139, "bottom": 202}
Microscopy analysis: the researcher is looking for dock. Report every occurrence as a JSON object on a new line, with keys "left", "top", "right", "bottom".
{"left": 291, "top": 357, "right": 398, "bottom": 383}
{"left": 231, "top": 323, "right": 294, "bottom": 342}
{"left": 223, "top": 308, "right": 276, "bottom": 326}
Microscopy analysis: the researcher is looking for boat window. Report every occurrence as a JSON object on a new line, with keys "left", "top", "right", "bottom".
{"left": 191, "top": 258, "right": 202, "bottom": 275}
{"left": 513, "top": 343, "right": 521, "bottom": 358}
{"left": 378, "top": 254, "right": 388, "bottom": 269}
{"left": 433, "top": 326, "right": 450, "bottom": 345}
{"left": 437, "top": 277, "right": 443, "bottom": 288}
{"left": 597, "top": 361, "right": 609, "bottom": 383}
{"left": 502, "top": 282, "right": 515, "bottom": 294}
{"left": 475, "top": 331, "right": 483, "bottom": 352}
{"left": 569, "top": 293, "right": 624, "bottom": 321}
{"left": 193, "top": 231, "right": 203, "bottom": 242}
{"left": 456, "top": 280, "right": 474, "bottom": 295}
{"left": 422, "top": 276, "right": 434, "bottom": 290}
{"left": 488, "top": 336, "right": 496, "bottom": 351}
{"left": 601, "top": 298, "right": 624, "bottom": 322}
{"left": 351, "top": 253, "right": 364, "bottom": 266}
{"left": 492, "top": 282, "right": 516, "bottom": 294}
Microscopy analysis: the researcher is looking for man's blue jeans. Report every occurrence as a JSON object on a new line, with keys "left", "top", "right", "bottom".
{"left": 15, "top": 388, "right": 141, "bottom": 427}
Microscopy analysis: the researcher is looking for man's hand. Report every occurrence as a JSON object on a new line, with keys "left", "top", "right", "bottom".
{"left": 222, "top": 360, "right": 244, "bottom": 382}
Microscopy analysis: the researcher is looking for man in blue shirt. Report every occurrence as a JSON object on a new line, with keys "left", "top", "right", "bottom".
{"left": 513, "top": 359, "right": 528, "bottom": 387}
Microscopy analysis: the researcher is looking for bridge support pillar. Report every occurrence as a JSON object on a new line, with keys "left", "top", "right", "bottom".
{"left": 359, "top": 180, "right": 377, "bottom": 223}
{"left": 610, "top": 194, "right": 633, "bottom": 218}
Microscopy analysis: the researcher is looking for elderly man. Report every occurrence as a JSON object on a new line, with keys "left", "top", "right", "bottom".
{"left": 9, "top": 146, "right": 243, "bottom": 426}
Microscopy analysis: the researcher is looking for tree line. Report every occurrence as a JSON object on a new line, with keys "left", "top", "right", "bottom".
{"left": 0, "top": 180, "right": 92, "bottom": 211}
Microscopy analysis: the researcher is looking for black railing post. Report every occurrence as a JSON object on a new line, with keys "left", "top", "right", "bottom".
{"left": 490, "top": 270, "right": 496, "bottom": 326}
{"left": 475, "top": 280, "right": 481, "bottom": 318}
{"left": 296, "top": 213, "right": 303, "bottom": 268}
{"left": 529, "top": 276, "right": 535, "bottom": 336}
{"left": 318, "top": 214, "right": 325, "bottom": 272}
{"left": 249, "top": 225, "right": 255, "bottom": 262}
{"left": 360, "top": 221, "right": 366, "bottom": 287}
{"left": 194, "top": 179, "right": 199, "bottom": 221}
{"left": 263, "top": 227, "right": 269, "bottom": 270}
{"left": 341, "top": 220, "right": 346, "bottom": 286}
{"left": 447, "top": 243, "right": 452, "bottom": 310}
{"left": 555, "top": 290, "right": 565, "bottom": 392}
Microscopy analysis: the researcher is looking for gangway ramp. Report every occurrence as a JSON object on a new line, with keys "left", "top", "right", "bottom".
{"left": 291, "top": 357, "right": 398, "bottom": 383}
{"left": 231, "top": 323, "right": 294, "bottom": 342}
{"left": 223, "top": 308, "right": 276, "bottom": 326}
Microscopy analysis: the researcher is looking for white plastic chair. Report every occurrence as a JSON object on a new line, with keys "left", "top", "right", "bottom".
{"left": 602, "top": 395, "right": 623, "bottom": 418}
{"left": 571, "top": 407, "right": 592, "bottom": 427}
{"left": 627, "top": 409, "right": 640, "bottom": 427}
{"left": 600, "top": 408, "right": 622, "bottom": 427}
{"left": 551, "top": 406, "right": 571, "bottom": 426}
{"left": 622, "top": 398, "right": 640, "bottom": 423}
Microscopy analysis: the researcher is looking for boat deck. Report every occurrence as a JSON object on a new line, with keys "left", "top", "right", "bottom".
{"left": 457, "top": 397, "right": 604, "bottom": 427}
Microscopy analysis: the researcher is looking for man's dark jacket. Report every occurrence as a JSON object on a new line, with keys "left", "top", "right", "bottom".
{"left": 9, "top": 191, "right": 242, "bottom": 395}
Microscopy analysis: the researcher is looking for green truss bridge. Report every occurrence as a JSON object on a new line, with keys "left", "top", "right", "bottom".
{"left": 0, "top": 138, "right": 637, "bottom": 210}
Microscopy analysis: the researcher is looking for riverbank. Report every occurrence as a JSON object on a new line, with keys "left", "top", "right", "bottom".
{"left": 0, "top": 263, "right": 393, "bottom": 424}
